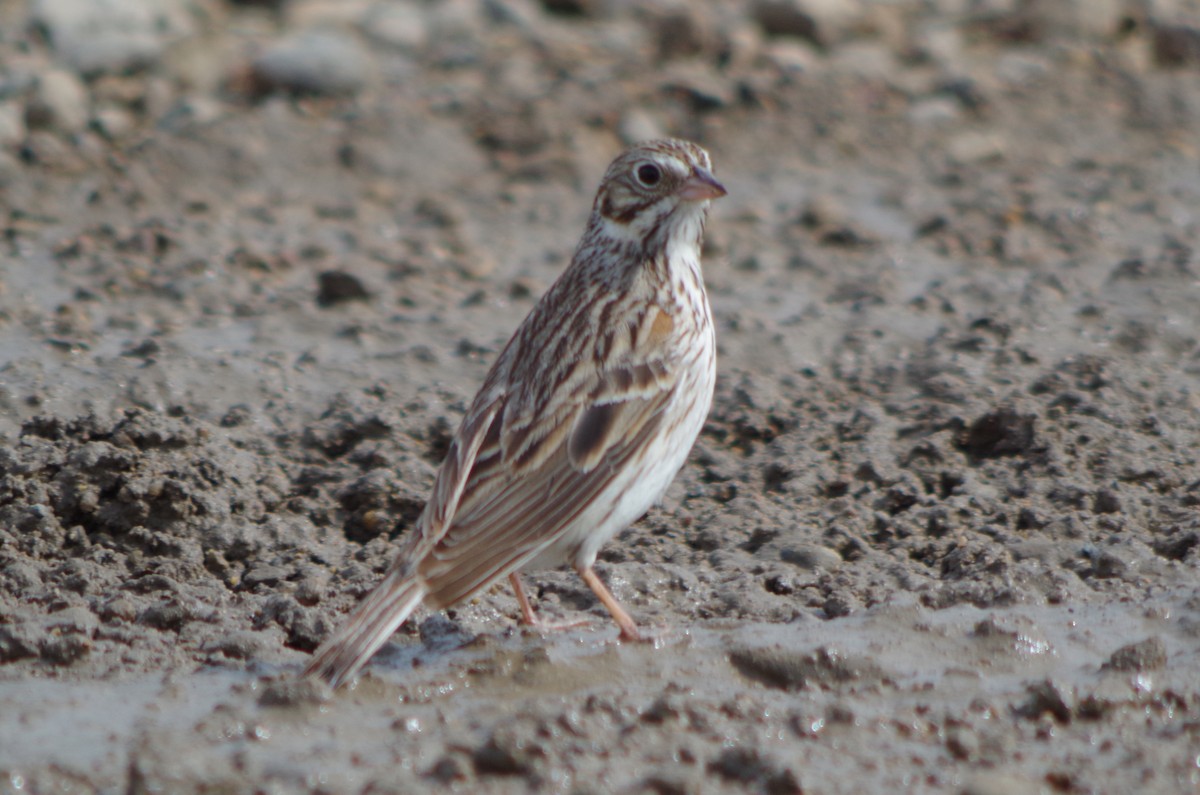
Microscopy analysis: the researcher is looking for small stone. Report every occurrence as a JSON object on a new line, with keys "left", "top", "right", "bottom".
{"left": 40, "top": 634, "right": 91, "bottom": 665}
{"left": 754, "top": 0, "right": 820, "bottom": 43}
{"left": 754, "top": 0, "right": 862, "bottom": 46}
{"left": 956, "top": 407, "right": 1036, "bottom": 458}
{"left": 204, "top": 631, "right": 265, "bottom": 660}
{"left": 762, "top": 39, "right": 820, "bottom": 73}
{"left": 1017, "top": 680, "right": 1072, "bottom": 723}
{"left": 907, "top": 96, "right": 961, "bottom": 126}
{"left": 708, "top": 748, "right": 801, "bottom": 793}
{"left": 1152, "top": 24, "right": 1200, "bottom": 68}
{"left": 242, "top": 565, "right": 290, "bottom": 588}
{"left": 1103, "top": 636, "right": 1167, "bottom": 672}
{"left": 539, "top": 0, "right": 607, "bottom": 18}
{"left": 779, "top": 544, "right": 842, "bottom": 572}
{"left": 0, "top": 103, "right": 27, "bottom": 146}
{"left": 361, "top": 3, "right": 429, "bottom": 51}
{"left": 1093, "top": 488, "right": 1121, "bottom": 514}
{"left": 32, "top": 0, "right": 192, "bottom": 75}
{"left": 946, "top": 727, "right": 980, "bottom": 760}
{"left": 100, "top": 596, "right": 138, "bottom": 622}
{"left": 253, "top": 30, "right": 372, "bottom": 95}
{"left": 258, "top": 676, "right": 331, "bottom": 707}
{"left": 729, "top": 645, "right": 882, "bottom": 690}
{"left": 0, "top": 623, "right": 41, "bottom": 663}
{"left": 138, "top": 601, "right": 194, "bottom": 631}
{"left": 474, "top": 728, "right": 537, "bottom": 776}
{"left": 947, "top": 131, "right": 1005, "bottom": 164}
{"left": 27, "top": 69, "right": 90, "bottom": 132}
{"left": 91, "top": 105, "right": 136, "bottom": 140}
{"left": 44, "top": 606, "right": 98, "bottom": 634}
{"left": 317, "top": 270, "right": 371, "bottom": 307}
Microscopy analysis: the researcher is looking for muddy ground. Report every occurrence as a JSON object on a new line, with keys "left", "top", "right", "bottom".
{"left": 2, "top": 1, "right": 1200, "bottom": 793}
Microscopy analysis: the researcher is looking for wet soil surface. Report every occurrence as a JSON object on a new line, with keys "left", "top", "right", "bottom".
{"left": 2, "top": 1, "right": 1200, "bottom": 793}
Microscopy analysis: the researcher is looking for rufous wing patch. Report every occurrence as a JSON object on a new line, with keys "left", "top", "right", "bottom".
{"left": 645, "top": 306, "right": 675, "bottom": 350}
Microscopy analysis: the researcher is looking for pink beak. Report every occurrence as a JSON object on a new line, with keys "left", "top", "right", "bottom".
{"left": 678, "top": 167, "right": 727, "bottom": 202}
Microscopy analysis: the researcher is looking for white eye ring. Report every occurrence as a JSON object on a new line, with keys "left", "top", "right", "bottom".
{"left": 634, "top": 162, "right": 662, "bottom": 187}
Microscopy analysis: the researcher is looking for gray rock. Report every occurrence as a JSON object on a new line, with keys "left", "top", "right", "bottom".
{"left": 779, "top": 543, "right": 843, "bottom": 572}
{"left": 253, "top": 30, "right": 373, "bottom": 95}
{"left": 31, "top": 0, "right": 194, "bottom": 75}
{"left": 1103, "top": 636, "right": 1167, "bottom": 672}
{"left": 729, "top": 644, "right": 883, "bottom": 690}
{"left": 753, "top": 0, "right": 863, "bottom": 46}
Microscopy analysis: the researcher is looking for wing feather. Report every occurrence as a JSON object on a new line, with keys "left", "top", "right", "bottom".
{"left": 409, "top": 297, "right": 685, "bottom": 608}
{"left": 418, "top": 378, "right": 674, "bottom": 607}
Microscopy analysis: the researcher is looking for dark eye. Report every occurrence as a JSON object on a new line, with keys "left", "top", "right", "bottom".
{"left": 635, "top": 163, "right": 662, "bottom": 187}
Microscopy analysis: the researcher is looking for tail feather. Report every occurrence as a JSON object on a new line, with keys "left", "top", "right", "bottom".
{"left": 303, "top": 570, "right": 428, "bottom": 688}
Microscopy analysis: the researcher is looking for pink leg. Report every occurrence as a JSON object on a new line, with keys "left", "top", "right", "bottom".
{"left": 508, "top": 572, "right": 592, "bottom": 631}
{"left": 509, "top": 572, "right": 539, "bottom": 625}
{"left": 577, "top": 566, "right": 642, "bottom": 641}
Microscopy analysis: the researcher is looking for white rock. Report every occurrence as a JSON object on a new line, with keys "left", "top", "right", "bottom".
{"left": 947, "top": 131, "right": 1005, "bottom": 164}
{"left": 361, "top": 2, "right": 429, "bottom": 51}
{"left": 908, "top": 96, "right": 961, "bottom": 126}
{"left": 92, "top": 105, "right": 135, "bottom": 139}
{"left": 31, "top": 0, "right": 194, "bottom": 75}
{"left": 30, "top": 69, "right": 89, "bottom": 132}
{"left": 0, "top": 103, "right": 27, "bottom": 146}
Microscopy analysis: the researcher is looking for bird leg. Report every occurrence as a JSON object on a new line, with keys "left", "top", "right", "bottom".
{"left": 577, "top": 565, "right": 642, "bottom": 641}
{"left": 509, "top": 572, "right": 540, "bottom": 625}
{"left": 508, "top": 572, "right": 591, "bottom": 631}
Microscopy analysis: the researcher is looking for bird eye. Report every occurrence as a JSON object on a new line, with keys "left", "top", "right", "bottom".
{"left": 635, "top": 163, "right": 662, "bottom": 187}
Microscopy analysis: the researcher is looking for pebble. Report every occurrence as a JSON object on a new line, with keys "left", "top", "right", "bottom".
{"left": 91, "top": 105, "right": 136, "bottom": 140}
{"left": 27, "top": 69, "right": 89, "bottom": 132}
{"left": 754, "top": 0, "right": 863, "bottom": 46}
{"left": 779, "top": 543, "right": 843, "bottom": 572}
{"left": 31, "top": 0, "right": 193, "bottom": 75}
{"left": 908, "top": 96, "right": 961, "bottom": 126}
{"left": 1103, "top": 635, "right": 1167, "bottom": 672}
{"left": 253, "top": 30, "right": 372, "bottom": 95}
{"left": 947, "top": 131, "right": 1006, "bottom": 164}
{"left": 0, "top": 102, "right": 26, "bottom": 146}
{"left": 317, "top": 270, "right": 372, "bottom": 307}
{"left": 761, "top": 40, "right": 821, "bottom": 74}
{"left": 1153, "top": 23, "right": 1200, "bottom": 68}
{"left": 754, "top": 0, "right": 820, "bottom": 43}
{"left": 360, "top": 2, "right": 429, "bottom": 51}
{"left": 729, "top": 644, "right": 883, "bottom": 690}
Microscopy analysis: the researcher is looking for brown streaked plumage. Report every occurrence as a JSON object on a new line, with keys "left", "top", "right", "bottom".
{"left": 304, "top": 139, "right": 725, "bottom": 688}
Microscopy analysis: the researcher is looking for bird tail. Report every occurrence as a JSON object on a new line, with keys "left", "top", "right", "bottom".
{"left": 303, "top": 568, "right": 429, "bottom": 689}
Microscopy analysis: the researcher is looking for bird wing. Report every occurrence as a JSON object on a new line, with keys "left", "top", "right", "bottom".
{"left": 412, "top": 310, "right": 681, "bottom": 606}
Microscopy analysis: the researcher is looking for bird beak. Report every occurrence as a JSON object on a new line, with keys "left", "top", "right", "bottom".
{"left": 678, "top": 168, "right": 727, "bottom": 201}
